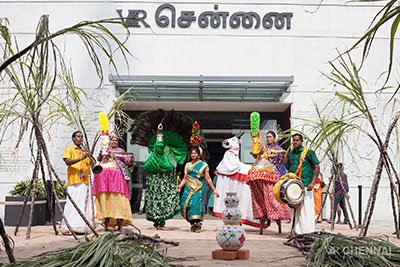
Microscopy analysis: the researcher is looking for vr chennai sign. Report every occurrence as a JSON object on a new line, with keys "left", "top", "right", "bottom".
{"left": 117, "top": 4, "right": 293, "bottom": 30}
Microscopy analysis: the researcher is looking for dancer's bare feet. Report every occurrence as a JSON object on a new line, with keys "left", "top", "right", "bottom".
{"left": 276, "top": 220, "right": 282, "bottom": 234}
{"left": 117, "top": 219, "right": 123, "bottom": 231}
{"left": 158, "top": 221, "right": 166, "bottom": 230}
{"left": 194, "top": 222, "right": 202, "bottom": 233}
{"left": 259, "top": 217, "right": 266, "bottom": 235}
{"left": 104, "top": 218, "right": 110, "bottom": 231}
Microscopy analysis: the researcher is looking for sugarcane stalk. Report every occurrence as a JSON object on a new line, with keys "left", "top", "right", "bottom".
{"left": 79, "top": 119, "right": 96, "bottom": 228}
{"left": 46, "top": 164, "right": 78, "bottom": 240}
{"left": 360, "top": 156, "right": 384, "bottom": 236}
{"left": 26, "top": 174, "right": 39, "bottom": 239}
{"left": 389, "top": 176, "right": 399, "bottom": 238}
{"left": 0, "top": 218, "right": 15, "bottom": 263}
{"left": 382, "top": 153, "right": 400, "bottom": 238}
{"left": 14, "top": 151, "right": 40, "bottom": 236}
{"left": 360, "top": 112, "right": 400, "bottom": 236}
{"left": 38, "top": 148, "right": 58, "bottom": 235}
{"left": 330, "top": 161, "right": 338, "bottom": 231}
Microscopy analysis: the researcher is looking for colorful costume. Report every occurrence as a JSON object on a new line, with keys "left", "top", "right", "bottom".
{"left": 130, "top": 109, "right": 193, "bottom": 228}
{"left": 246, "top": 145, "right": 291, "bottom": 221}
{"left": 245, "top": 112, "right": 291, "bottom": 222}
{"left": 92, "top": 147, "right": 132, "bottom": 227}
{"left": 60, "top": 145, "right": 91, "bottom": 233}
{"left": 213, "top": 134, "right": 263, "bottom": 228}
{"left": 181, "top": 160, "right": 209, "bottom": 221}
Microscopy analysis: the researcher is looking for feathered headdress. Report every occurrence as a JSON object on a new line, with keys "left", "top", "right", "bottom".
{"left": 130, "top": 109, "right": 193, "bottom": 147}
{"left": 265, "top": 122, "right": 283, "bottom": 142}
{"left": 130, "top": 109, "right": 194, "bottom": 165}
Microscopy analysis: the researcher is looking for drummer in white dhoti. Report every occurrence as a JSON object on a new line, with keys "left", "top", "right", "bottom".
{"left": 212, "top": 133, "right": 264, "bottom": 228}
{"left": 286, "top": 133, "right": 320, "bottom": 235}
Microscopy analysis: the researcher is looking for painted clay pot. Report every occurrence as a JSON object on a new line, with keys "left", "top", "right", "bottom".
{"left": 221, "top": 192, "right": 242, "bottom": 224}
{"left": 216, "top": 192, "right": 246, "bottom": 251}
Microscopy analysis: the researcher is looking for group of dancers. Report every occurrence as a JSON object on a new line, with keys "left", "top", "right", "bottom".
{"left": 60, "top": 109, "right": 320, "bottom": 236}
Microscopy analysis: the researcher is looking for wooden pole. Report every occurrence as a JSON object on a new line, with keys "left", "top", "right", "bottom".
{"left": 26, "top": 174, "right": 39, "bottom": 239}
{"left": 38, "top": 148, "right": 58, "bottom": 235}
{"left": 14, "top": 152, "right": 40, "bottom": 236}
{"left": 360, "top": 112, "right": 400, "bottom": 236}
{"left": 0, "top": 218, "right": 15, "bottom": 263}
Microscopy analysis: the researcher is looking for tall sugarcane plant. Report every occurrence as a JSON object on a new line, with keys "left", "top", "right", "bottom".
{"left": 306, "top": 52, "right": 400, "bottom": 237}
{"left": 291, "top": 100, "right": 360, "bottom": 232}
{"left": 52, "top": 72, "right": 133, "bottom": 227}
{"left": 0, "top": 14, "right": 133, "bottom": 262}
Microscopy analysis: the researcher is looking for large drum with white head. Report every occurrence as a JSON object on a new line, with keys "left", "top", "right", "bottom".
{"left": 273, "top": 177, "right": 305, "bottom": 208}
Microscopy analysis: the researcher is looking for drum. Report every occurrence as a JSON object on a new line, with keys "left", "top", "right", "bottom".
{"left": 273, "top": 178, "right": 305, "bottom": 208}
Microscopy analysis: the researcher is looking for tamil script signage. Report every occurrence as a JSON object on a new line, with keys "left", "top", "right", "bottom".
{"left": 117, "top": 4, "right": 293, "bottom": 30}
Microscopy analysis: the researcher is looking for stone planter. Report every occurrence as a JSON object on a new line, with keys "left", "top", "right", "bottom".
{"left": 4, "top": 196, "right": 47, "bottom": 226}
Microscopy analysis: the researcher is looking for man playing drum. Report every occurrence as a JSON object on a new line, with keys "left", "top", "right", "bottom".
{"left": 287, "top": 133, "right": 320, "bottom": 235}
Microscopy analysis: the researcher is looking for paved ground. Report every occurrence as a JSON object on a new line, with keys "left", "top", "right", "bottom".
{"left": 0, "top": 214, "right": 399, "bottom": 266}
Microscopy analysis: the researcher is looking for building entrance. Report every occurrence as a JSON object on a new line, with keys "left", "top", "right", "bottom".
{"left": 124, "top": 108, "right": 291, "bottom": 212}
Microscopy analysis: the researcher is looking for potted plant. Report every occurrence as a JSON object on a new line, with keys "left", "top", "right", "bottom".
{"left": 5, "top": 179, "right": 47, "bottom": 226}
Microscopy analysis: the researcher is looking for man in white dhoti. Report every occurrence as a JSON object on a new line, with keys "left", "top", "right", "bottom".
{"left": 60, "top": 131, "right": 92, "bottom": 235}
{"left": 287, "top": 133, "right": 320, "bottom": 235}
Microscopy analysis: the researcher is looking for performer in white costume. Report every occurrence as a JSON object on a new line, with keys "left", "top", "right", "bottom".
{"left": 212, "top": 133, "right": 266, "bottom": 228}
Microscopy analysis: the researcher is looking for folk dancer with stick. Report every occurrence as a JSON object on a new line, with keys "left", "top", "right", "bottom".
{"left": 60, "top": 131, "right": 92, "bottom": 235}
{"left": 287, "top": 133, "right": 320, "bottom": 235}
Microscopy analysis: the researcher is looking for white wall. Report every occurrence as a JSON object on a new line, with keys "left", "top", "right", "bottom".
{"left": 0, "top": 0, "right": 398, "bottom": 223}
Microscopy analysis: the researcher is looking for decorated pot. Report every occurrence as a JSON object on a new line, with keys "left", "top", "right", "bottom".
{"left": 216, "top": 224, "right": 246, "bottom": 251}
{"left": 221, "top": 193, "right": 242, "bottom": 224}
{"left": 216, "top": 192, "right": 246, "bottom": 251}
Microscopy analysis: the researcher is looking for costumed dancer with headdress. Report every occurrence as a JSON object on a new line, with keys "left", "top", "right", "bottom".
{"left": 92, "top": 113, "right": 134, "bottom": 230}
{"left": 130, "top": 109, "right": 192, "bottom": 230}
{"left": 245, "top": 112, "right": 291, "bottom": 234}
{"left": 212, "top": 133, "right": 264, "bottom": 228}
{"left": 177, "top": 122, "right": 220, "bottom": 233}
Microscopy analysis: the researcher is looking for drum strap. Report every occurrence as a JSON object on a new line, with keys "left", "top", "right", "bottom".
{"left": 294, "top": 147, "right": 309, "bottom": 180}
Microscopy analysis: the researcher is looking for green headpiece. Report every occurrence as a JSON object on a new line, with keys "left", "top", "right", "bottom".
{"left": 250, "top": 112, "right": 260, "bottom": 137}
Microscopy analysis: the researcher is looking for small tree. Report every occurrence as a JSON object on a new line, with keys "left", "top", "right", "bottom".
{"left": 0, "top": 14, "right": 133, "bottom": 261}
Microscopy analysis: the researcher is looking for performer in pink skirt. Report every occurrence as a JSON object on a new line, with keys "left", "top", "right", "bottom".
{"left": 92, "top": 134, "right": 135, "bottom": 230}
{"left": 245, "top": 130, "right": 291, "bottom": 234}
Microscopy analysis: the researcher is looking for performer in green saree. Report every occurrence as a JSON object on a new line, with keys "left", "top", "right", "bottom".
{"left": 177, "top": 147, "right": 219, "bottom": 232}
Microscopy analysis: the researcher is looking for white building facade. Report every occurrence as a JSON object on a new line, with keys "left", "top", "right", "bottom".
{"left": 0, "top": 0, "right": 398, "bottom": 226}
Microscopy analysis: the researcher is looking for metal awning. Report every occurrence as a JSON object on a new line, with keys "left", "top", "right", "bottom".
{"left": 109, "top": 75, "right": 293, "bottom": 102}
